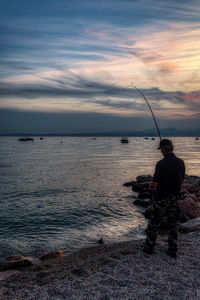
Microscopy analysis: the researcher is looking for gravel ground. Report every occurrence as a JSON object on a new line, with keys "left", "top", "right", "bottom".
{"left": 0, "top": 231, "right": 200, "bottom": 300}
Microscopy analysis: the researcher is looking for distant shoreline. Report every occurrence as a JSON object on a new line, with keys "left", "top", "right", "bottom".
{"left": 0, "top": 133, "right": 200, "bottom": 137}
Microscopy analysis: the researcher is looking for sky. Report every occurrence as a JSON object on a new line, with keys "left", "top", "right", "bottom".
{"left": 0, "top": 0, "right": 200, "bottom": 133}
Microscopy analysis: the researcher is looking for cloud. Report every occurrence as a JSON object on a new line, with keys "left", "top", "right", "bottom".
{"left": 1, "top": 16, "right": 200, "bottom": 93}
{"left": 0, "top": 72, "right": 199, "bottom": 119}
{"left": 0, "top": 0, "right": 200, "bottom": 123}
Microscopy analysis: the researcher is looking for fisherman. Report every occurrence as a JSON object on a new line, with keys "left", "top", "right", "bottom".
{"left": 143, "top": 139, "right": 185, "bottom": 257}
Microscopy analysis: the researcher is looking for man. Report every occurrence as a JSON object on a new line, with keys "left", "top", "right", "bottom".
{"left": 143, "top": 139, "right": 185, "bottom": 257}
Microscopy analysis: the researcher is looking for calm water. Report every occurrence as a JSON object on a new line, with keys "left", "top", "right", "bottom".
{"left": 0, "top": 137, "right": 200, "bottom": 258}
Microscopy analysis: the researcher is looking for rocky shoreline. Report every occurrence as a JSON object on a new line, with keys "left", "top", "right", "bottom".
{"left": 124, "top": 174, "right": 200, "bottom": 232}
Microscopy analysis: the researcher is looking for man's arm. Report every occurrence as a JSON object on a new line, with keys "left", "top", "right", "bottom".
{"left": 181, "top": 160, "right": 185, "bottom": 184}
{"left": 150, "top": 161, "right": 161, "bottom": 189}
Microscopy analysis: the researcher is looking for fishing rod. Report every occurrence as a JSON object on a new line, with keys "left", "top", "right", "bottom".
{"left": 123, "top": 85, "right": 162, "bottom": 140}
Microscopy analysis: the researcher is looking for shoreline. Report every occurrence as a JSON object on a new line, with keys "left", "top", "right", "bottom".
{"left": 0, "top": 231, "right": 199, "bottom": 299}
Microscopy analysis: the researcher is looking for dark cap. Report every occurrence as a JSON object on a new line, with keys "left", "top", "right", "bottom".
{"left": 157, "top": 139, "right": 173, "bottom": 149}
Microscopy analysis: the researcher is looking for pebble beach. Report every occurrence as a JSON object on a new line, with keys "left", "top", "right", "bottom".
{"left": 0, "top": 231, "right": 200, "bottom": 299}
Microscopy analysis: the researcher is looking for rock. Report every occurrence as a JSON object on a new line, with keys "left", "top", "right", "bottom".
{"left": 5, "top": 255, "right": 25, "bottom": 261}
{"left": 179, "top": 176, "right": 200, "bottom": 218}
{"left": 123, "top": 181, "right": 136, "bottom": 187}
{"left": 179, "top": 217, "right": 200, "bottom": 233}
{"left": 143, "top": 210, "right": 153, "bottom": 219}
{"left": 126, "top": 174, "right": 200, "bottom": 222}
{"left": 0, "top": 259, "right": 33, "bottom": 271}
{"left": 97, "top": 238, "right": 104, "bottom": 244}
{"left": 137, "top": 191, "right": 152, "bottom": 199}
{"left": 134, "top": 198, "right": 151, "bottom": 207}
{"left": 40, "top": 250, "right": 64, "bottom": 261}
{"left": 179, "top": 211, "right": 191, "bottom": 223}
{"left": 136, "top": 175, "right": 152, "bottom": 183}
{"left": 132, "top": 182, "right": 150, "bottom": 192}
{"left": 179, "top": 197, "right": 200, "bottom": 218}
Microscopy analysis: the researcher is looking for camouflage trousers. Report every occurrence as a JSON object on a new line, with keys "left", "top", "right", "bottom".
{"left": 144, "top": 193, "right": 180, "bottom": 254}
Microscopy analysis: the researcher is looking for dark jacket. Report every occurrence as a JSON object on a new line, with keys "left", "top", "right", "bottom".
{"left": 153, "top": 153, "right": 185, "bottom": 197}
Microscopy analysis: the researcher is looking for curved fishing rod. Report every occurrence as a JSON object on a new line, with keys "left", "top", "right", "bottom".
{"left": 123, "top": 85, "right": 162, "bottom": 140}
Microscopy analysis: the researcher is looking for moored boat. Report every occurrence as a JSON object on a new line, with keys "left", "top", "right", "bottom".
{"left": 18, "top": 137, "right": 34, "bottom": 142}
{"left": 121, "top": 137, "right": 129, "bottom": 143}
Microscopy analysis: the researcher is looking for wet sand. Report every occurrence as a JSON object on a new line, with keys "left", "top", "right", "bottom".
{"left": 0, "top": 231, "right": 200, "bottom": 299}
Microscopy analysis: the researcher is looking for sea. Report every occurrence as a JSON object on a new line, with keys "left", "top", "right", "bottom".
{"left": 0, "top": 136, "right": 200, "bottom": 259}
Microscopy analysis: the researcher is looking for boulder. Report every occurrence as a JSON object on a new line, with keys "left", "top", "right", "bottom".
{"left": 132, "top": 182, "right": 150, "bottom": 192}
{"left": 134, "top": 198, "right": 151, "bottom": 207}
{"left": 124, "top": 175, "right": 152, "bottom": 192}
{"left": 5, "top": 255, "right": 25, "bottom": 261}
{"left": 137, "top": 191, "right": 152, "bottom": 199}
{"left": 179, "top": 197, "right": 200, "bottom": 218}
{"left": 123, "top": 181, "right": 136, "bottom": 187}
{"left": 97, "top": 238, "right": 104, "bottom": 244}
{"left": 143, "top": 204, "right": 154, "bottom": 219}
{"left": 179, "top": 211, "right": 192, "bottom": 223}
{"left": 125, "top": 174, "right": 200, "bottom": 222}
{"left": 40, "top": 250, "right": 64, "bottom": 261}
{"left": 179, "top": 217, "right": 200, "bottom": 233}
{"left": 0, "top": 259, "right": 33, "bottom": 271}
{"left": 136, "top": 175, "right": 152, "bottom": 182}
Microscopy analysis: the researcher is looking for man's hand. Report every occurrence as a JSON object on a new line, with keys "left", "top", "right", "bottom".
{"left": 149, "top": 181, "right": 158, "bottom": 189}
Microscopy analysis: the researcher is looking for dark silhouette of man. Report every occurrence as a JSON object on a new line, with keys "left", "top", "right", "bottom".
{"left": 143, "top": 139, "right": 185, "bottom": 257}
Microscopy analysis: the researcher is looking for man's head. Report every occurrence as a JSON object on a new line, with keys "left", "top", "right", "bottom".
{"left": 158, "top": 139, "right": 173, "bottom": 155}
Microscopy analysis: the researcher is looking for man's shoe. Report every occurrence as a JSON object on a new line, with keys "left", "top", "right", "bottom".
{"left": 167, "top": 250, "right": 177, "bottom": 258}
{"left": 143, "top": 246, "right": 153, "bottom": 254}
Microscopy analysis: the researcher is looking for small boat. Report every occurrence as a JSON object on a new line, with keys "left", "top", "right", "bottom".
{"left": 18, "top": 137, "right": 34, "bottom": 142}
{"left": 40, "top": 137, "right": 44, "bottom": 140}
{"left": 121, "top": 137, "right": 129, "bottom": 143}
{"left": 144, "top": 137, "right": 149, "bottom": 140}
{"left": 152, "top": 138, "right": 155, "bottom": 140}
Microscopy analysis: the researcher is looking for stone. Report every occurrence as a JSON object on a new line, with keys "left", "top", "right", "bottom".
{"left": 179, "top": 217, "right": 200, "bottom": 233}
{"left": 143, "top": 202, "right": 154, "bottom": 219}
{"left": 0, "top": 259, "right": 33, "bottom": 271}
{"left": 179, "top": 197, "right": 200, "bottom": 218}
{"left": 97, "top": 238, "right": 104, "bottom": 244}
{"left": 126, "top": 174, "right": 200, "bottom": 222}
{"left": 40, "top": 250, "right": 64, "bottom": 261}
{"left": 5, "top": 255, "right": 25, "bottom": 261}
{"left": 179, "top": 211, "right": 191, "bottom": 223}
{"left": 123, "top": 181, "right": 136, "bottom": 187}
{"left": 132, "top": 182, "right": 150, "bottom": 192}
{"left": 134, "top": 198, "right": 151, "bottom": 207}
{"left": 137, "top": 191, "right": 152, "bottom": 199}
{"left": 136, "top": 175, "right": 152, "bottom": 182}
